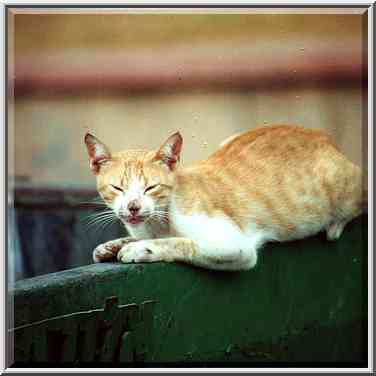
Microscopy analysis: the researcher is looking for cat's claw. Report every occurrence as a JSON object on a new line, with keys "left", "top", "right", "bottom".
{"left": 117, "top": 241, "right": 161, "bottom": 264}
{"left": 93, "top": 237, "right": 137, "bottom": 263}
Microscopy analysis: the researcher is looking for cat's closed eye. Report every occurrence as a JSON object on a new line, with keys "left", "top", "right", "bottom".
{"left": 110, "top": 184, "right": 124, "bottom": 193}
{"left": 144, "top": 184, "right": 159, "bottom": 194}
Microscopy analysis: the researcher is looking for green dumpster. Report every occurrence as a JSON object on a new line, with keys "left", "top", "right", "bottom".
{"left": 9, "top": 215, "right": 367, "bottom": 367}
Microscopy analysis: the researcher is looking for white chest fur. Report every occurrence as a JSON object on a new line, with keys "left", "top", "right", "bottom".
{"left": 169, "top": 196, "right": 274, "bottom": 252}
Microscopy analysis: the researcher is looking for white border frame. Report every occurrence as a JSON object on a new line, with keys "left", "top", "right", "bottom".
{"left": 1, "top": 0, "right": 373, "bottom": 373}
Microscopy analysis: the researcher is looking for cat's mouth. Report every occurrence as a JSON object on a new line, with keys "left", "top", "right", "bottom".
{"left": 120, "top": 215, "right": 146, "bottom": 226}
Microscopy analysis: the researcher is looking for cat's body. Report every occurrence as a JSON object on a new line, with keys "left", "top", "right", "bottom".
{"left": 85, "top": 125, "right": 365, "bottom": 271}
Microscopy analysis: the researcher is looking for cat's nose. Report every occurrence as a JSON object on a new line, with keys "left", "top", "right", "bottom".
{"left": 128, "top": 200, "right": 141, "bottom": 215}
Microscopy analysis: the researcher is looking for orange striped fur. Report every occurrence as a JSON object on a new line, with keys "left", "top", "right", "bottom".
{"left": 84, "top": 125, "right": 365, "bottom": 271}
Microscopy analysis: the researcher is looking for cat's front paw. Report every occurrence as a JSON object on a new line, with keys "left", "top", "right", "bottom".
{"left": 93, "top": 237, "right": 137, "bottom": 263}
{"left": 117, "top": 241, "right": 161, "bottom": 264}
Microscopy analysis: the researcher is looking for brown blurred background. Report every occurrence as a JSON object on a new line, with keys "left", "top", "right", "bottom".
{"left": 8, "top": 8, "right": 368, "bottom": 279}
{"left": 10, "top": 9, "right": 367, "bottom": 188}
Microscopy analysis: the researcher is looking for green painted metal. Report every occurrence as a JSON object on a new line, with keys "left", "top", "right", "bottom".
{"left": 10, "top": 215, "right": 367, "bottom": 366}
{"left": 11, "top": 296, "right": 155, "bottom": 363}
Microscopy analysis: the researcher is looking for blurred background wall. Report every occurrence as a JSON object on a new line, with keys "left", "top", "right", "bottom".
{"left": 8, "top": 9, "right": 368, "bottom": 279}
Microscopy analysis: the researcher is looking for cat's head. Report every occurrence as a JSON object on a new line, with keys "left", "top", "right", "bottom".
{"left": 84, "top": 132, "right": 182, "bottom": 227}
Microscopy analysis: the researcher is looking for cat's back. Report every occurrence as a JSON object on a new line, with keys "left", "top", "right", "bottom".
{"left": 183, "top": 124, "right": 363, "bottom": 241}
{"left": 206, "top": 125, "right": 335, "bottom": 167}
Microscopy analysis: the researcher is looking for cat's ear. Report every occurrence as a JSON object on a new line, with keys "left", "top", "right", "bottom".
{"left": 84, "top": 133, "right": 112, "bottom": 174}
{"left": 154, "top": 132, "right": 183, "bottom": 171}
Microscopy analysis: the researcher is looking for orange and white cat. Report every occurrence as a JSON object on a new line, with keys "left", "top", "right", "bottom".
{"left": 84, "top": 125, "right": 366, "bottom": 271}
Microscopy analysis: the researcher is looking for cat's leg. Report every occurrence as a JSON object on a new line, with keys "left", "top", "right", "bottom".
{"left": 326, "top": 163, "right": 365, "bottom": 241}
{"left": 326, "top": 221, "right": 347, "bottom": 241}
{"left": 93, "top": 237, "right": 137, "bottom": 263}
{"left": 116, "top": 237, "right": 258, "bottom": 271}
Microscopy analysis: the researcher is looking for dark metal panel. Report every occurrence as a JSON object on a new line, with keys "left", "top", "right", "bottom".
{"left": 11, "top": 296, "right": 154, "bottom": 364}
{"left": 10, "top": 215, "right": 367, "bottom": 365}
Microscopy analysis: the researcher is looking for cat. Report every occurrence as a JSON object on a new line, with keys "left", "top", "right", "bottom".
{"left": 84, "top": 125, "right": 366, "bottom": 271}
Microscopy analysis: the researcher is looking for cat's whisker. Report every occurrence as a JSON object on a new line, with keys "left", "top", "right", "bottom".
{"left": 95, "top": 217, "right": 118, "bottom": 235}
{"left": 154, "top": 205, "right": 169, "bottom": 211}
{"left": 84, "top": 211, "right": 114, "bottom": 220}
{"left": 84, "top": 217, "right": 118, "bottom": 233}
{"left": 83, "top": 208, "right": 114, "bottom": 216}
{"left": 84, "top": 210, "right": 115, "bottom": 219}
{"left": 81, "top": 212, "right": 116, "bottom": 226}
{"left": 145, "top": 212, "right": 164, "bottom": 225}
{"left": 155, "top": 214, "right": 169, "bottom": 220}
{"left": 79, "top": 200, "right": 107, "bottom": 206}
{"left": 87, "top": 218, "right": 119, "bottom": 239}
{"left": 84, "top": 212, "right": 116, "bottom": 223}
{"left": 81, "top": 211, "right": 118, "bottom": 229}
{"left": 77, "top": 197, "right": 108, "bottom": 209}
{"left": 155, "top": 211, "right": 169, "bottom": 218}
{"left": 149, "top": 211, "right": 170, "bottom": 224}
{"left": 153, "top": 208, "right": 169, "bottom": 215}
{"left": 153, "top": 215, "right": 169, "bottom": 222}
{"left": 84, "top": 217, "right": 116, "bottom": 230}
